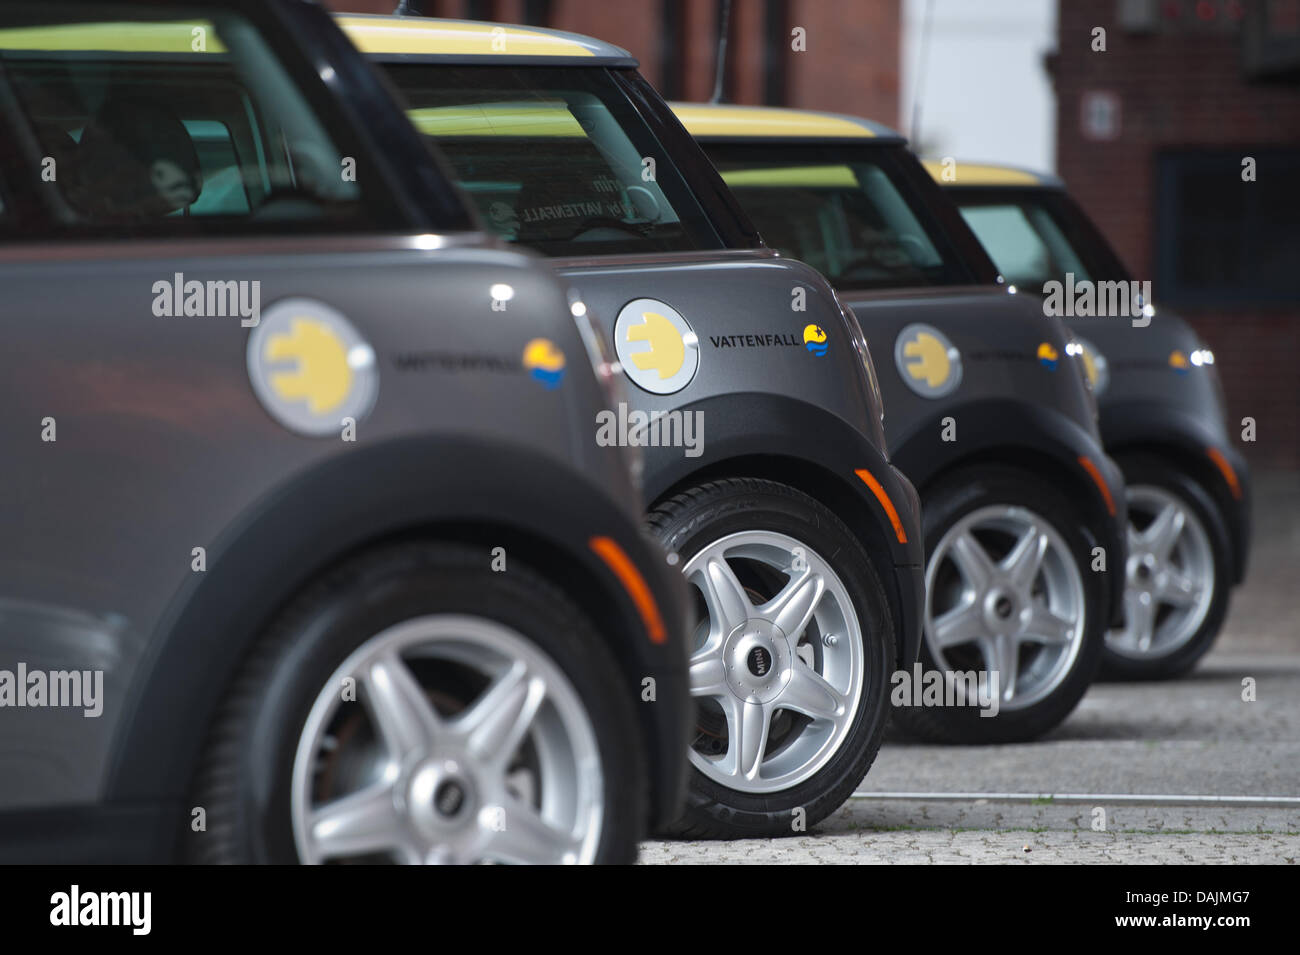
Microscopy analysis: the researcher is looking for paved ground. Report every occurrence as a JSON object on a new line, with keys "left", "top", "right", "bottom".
{"left": 642, "top": 472, "right": 1299, "bottom": 864}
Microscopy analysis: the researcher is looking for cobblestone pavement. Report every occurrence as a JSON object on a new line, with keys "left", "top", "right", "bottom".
{"left": 641, "top": 472, "right": 1299, "bottom": 864}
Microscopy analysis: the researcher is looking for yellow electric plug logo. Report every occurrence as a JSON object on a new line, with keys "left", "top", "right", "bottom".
{"left": 614, "top": 298, "right": 699, "bottom": 395}
{"left": 895, "top": 323, "right": 961, "bottom": 398}
{"left": 247, "top": 298, "right": 377, "bottom": 436}
{"left": 266, "top": 318, "right": 353, "bottom": 414}
{"left": 904, "top": 332, "right": 951, "bottom": 385}
{"left": 627, "top": 311, "right": 686, "bottom": 380}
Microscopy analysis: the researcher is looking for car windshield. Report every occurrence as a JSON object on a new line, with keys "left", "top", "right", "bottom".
{"left": 701, "top": 142, "right": 968, "bottom": 290}
{"left": 0, "top": 3, "right": 408, "bottom": 235}
{"left": 953, "top": 196, "right": 1093, "bottom": 290}
{"left": 381, "top": 64, "right": 719, "bottom": 256}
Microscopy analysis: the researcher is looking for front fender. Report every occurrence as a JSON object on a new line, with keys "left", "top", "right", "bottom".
{"left": 642, "top": 391, "right": 925, "bottom": 667}
{"left": 106, "top": 436, "right": 691, "bottom": 840}
{"left": 1101, "top": 400, "right": 1252, "bottom": 583}
{"left": 892, "top": 397, "right": 1129, "bottom": 626}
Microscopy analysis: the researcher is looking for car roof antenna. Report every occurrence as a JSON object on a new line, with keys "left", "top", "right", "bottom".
{"left": 710, "top": 0, "right": 732, "bottom": 104}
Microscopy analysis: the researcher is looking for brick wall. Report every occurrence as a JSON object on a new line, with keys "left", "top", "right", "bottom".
{"left": 322, "top": 1, "right": 900, "bottom": 125}
{"left": 1054, "top": 0, "right": 1300, "bottom": 468}
{"left": 785, "top": 0, "right": 898, "bottom": 123}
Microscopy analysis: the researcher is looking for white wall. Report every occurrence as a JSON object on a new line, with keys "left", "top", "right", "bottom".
{"left": 901, "top": 0, "right": 1058, "bottom": 172}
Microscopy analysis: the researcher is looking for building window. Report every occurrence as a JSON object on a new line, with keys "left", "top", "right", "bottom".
{"left": 1155, "top": 148, "right": 1300, "bottom": 305}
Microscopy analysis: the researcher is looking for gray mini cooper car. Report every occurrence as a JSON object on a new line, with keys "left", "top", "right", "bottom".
{"left": 932, "top": 161, "right": 1252, "bottom": 679}
{"left": 679, "top": 104, "right": 1130, "bottom": 745}
{"left": 0, "top": 0, "right": 691, "bottom": 865}
{"left": 346, "top": 14, "right": 926, "bottom": 839}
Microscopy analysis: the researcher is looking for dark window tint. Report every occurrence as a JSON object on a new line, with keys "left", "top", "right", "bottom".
{"left": 0, "top": 3, "right": 410, "bottom": 237}
{"left": 382, "top": 64, "right": 721, "bottom": 256}
{"left": 703, "top": 142, "right": 971, "bottom": 290}
{"left": 1155, "top": 149, "right": 1300, "bottom": 305}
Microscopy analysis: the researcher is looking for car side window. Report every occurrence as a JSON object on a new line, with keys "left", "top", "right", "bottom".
{"left": 383, "top": 65, "right": 719, "bottom": 256}
{"left": 958, "top": 202, "right": 1091, "bottom": 289}
{"left": 0, "top": 4, "right": 406, "bottom": 237}
{"left": 707, "top": 148, "right": 960, "bottom": 289}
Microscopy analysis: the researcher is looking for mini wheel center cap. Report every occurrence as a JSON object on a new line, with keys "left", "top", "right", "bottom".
{"left": 408, "top": 761, "right": 476, "bottom": 835}
{"left": 722, "top": 619, "right": 792, "bottom": 705}
{"left": 984, "top": 590, "right": 1019, "bottom": 630}
{"left": 1130, "top": 554, "right": 1158, "bottom": 591}
{"left": 434, "top": 779, "right": 468, "bottom": 818}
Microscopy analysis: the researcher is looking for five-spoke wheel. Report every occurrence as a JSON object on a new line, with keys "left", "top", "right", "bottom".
{"left": 189, "top": 543, "right": 644, "bottom": 865}
{"left": 894, "top": 466, "right": 1105, "bottom": 743}
{"left": 650, "top": 478, "right": 894, "bottom": 838}
{"left": 1101, "top": 456, "right": 1233, "bottom": 679}
{"left": 292, "top": 616, "right": 604, "bottom": 865}
{"left": 683, "top": 530, "right": 863, "bottom": 792}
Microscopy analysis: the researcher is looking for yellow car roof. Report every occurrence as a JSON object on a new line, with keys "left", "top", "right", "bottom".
{"left": 922, "top": 159, "right": 1063, "bottom": 189}
{"left": 336, "top": 14, "right": 635, "bottom": 65}
{"left": 671, "top": 102, "right": 903, "bottom": 142}
{"left": 0, "top": 21, "right": 225, "bottom": 53}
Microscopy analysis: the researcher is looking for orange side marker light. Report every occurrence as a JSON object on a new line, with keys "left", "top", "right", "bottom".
{"left": 854, "top": 469, "right": 909, "bottom": 544}
{"left": 1077, "top": 456, "right": 1117, "bottom": 516}
{"left": 589, "top": 536, "right": 667, "bottom": 644}
{"left": 1206, "top": 447, "right": 1242, "bottom": 500}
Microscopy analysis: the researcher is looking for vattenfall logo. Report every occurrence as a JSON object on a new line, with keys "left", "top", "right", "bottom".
{"left": 802, "top": 323, "right": 829, "bottom": 356}
{"left": 521, "top": 338, "right": 566, "bottom": 389}
{"left": 705, "top": 325, "right": 829, "bottom": 357}
{"left": 614, "top": 298, "right": 699, "bottom": 395}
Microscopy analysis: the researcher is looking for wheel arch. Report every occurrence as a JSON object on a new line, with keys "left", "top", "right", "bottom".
{"left": 104, "top": 436, "right": 691, "bottom": 850}
{"left": 892, "top": 398, "right": 1126, "bottom": 626}
{"left": 1102, "top": 429, "right": 1249, "bottom": 584}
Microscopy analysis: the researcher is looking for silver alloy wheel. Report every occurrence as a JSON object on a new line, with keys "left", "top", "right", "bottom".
{"left": 291, "top": 615, "right": 604, "bottom": 865}
{"left": 925, "top": 505, "right": 1086, "bottom": 710}
{"left": 682, "top": 530, "right": 865, "bottom": 794}
{"left": 1106, "top": 485, "right": 1215, "bottom": 660}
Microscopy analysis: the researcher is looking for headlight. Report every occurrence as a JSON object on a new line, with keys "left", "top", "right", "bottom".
{"left": 1191, "top": 344, "right": 1228, "bottom": 418}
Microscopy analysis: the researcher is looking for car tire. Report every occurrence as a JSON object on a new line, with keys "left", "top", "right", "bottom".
{"left": 186, "top": 541, "right": 644, "bottom": 865}
{"left": 648, "top": 478, "right": 894, "bottom": 839}
{"left": 1101, "top": 454, "right": 1233, "bottom": 680}
{"left": 893, "top": 465, "right": 1105, "bottom": 744}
